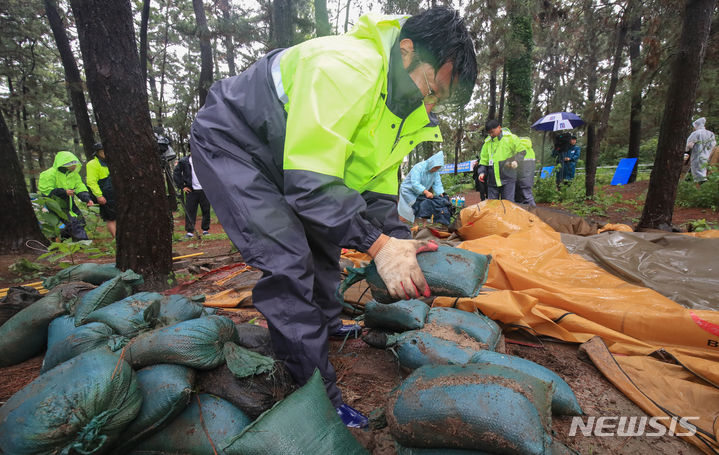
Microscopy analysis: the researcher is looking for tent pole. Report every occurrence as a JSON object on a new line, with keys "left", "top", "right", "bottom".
{"left": 541, "top": 131, "right": 546, "bottom": 167}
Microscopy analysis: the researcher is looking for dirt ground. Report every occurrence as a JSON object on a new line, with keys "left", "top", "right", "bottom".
{"left": 0, "top": 191, "right": 715, "bottom": 454}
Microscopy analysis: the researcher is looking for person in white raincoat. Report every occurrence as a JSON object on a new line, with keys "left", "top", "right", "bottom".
{"left": 398, "top": 150, "right": 445, "bottom": 222}
{"left": 685, "top": 117, "right": 716, "bottom": 183}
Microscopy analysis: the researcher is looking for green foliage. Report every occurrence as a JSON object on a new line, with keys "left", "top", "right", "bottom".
{"left": 687, "top": 219, "right": 719, "bottom": 232}
{"left": 440, "top": 172, "right": 473, "bottom": 196}
{"left": 9, "top": 258, "right": 47, "bottom": 281}
{"left": 676, "top": 167, "right": 719, "bottom": 210}
{"left": 38, "top": 239, "right": 102, "bottom": 267}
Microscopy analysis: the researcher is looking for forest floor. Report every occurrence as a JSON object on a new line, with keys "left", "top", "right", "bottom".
{"left": 1, "top": 181, "right": 716, "bottom": 454}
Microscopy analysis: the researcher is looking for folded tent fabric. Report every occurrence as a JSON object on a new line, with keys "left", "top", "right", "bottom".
{"left": 438, "top": 201, "right": 719, "bottom": 453}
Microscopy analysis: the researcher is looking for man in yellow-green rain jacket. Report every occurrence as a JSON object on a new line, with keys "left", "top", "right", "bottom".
{"left": 190, "top": 7, "right": 477, "bottom": 427}
{"left": 477, "top": 119, "right": 526, "bottom": 201}
{"left": 38, "top": 150, "right": 94, "bottom": 240}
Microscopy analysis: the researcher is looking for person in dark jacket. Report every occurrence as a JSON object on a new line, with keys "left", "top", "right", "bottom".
{"left": 472, "top": 157, "right": 488, "bottom": 200}
{"left": 173, "top": 151, "right": 211, "bottom": 237}
{"left": 190, "top": 7, "right": 476, "bottom": 428}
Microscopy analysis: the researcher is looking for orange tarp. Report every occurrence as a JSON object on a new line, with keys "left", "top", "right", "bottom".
{"left": 439, "top": 200, "right": 719, "bottom": 453}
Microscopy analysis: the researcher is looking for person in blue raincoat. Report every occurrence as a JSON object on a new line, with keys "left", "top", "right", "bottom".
{"left": 553, "top": 133, "right": 580, "bottom": 186}
{"left": 398, "top": 151, "right": 445, "bottom": 223}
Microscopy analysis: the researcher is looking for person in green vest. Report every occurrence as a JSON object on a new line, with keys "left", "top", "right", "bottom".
{"left": 190, "top": 7, "right": 477, "bottom": 428}
{"left": 476, "top": 119, "right": 526, "bottom": 201}
{"left": 514, "top": 136, "right": 536, "bottom": 206}
{"left": 38, "top": 150, "right": 95, "bottom": 240}
{"left": 86, "top": 142, "right": 116, "bottom": 238}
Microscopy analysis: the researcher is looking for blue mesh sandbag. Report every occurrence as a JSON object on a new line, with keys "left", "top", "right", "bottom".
{"left": 43, "top": 262, "right": 122, "bottom": 289}
{"left": 112, "top": 364, "right": 196, "bottom": 453}
{"left": 470, "top": 350, "right": 582, "bottom": 416}
{"left": 0, "top": 349, "right": 142, "bottom": 455}
{"left": 47, "top": 315, "right": 77, "bottom": 351}
{"left": 387, "top": 363, "right": 553, "bottom": 455}
{"left": 340, "top": 246, "right": 491, "bottom": 304}
{"left": 157, "top": 294, "right": 206, "bottom": 326}
{"left": 41, "top": 322, "right": 128, "bottom": 372}
{"left": 425, "top": 307, "right": 501, "bottom": 351}
{"left": 387, "top": 330, "right": 479, "bottom": 369}
{"left": 0, "top": 290, "right": 75, "bottom": 367}
{"left": 364, "top": 299, "right": 429, "bottom": 332}
{"left": 222, "top": 370, "right": 368, "bottom": 455}
{"left": 75, "top": 270, "right": 144, "bottom": 326}
{"left": 128, "top": 393, "right": 251, "bottom": 455}
{"left": 126, "top": 315, "right": 239, "bottom": 370}
{"left": 84, "top": 292, "right": 163, "bottom": 337}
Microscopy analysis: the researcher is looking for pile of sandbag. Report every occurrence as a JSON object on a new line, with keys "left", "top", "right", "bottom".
{"left": 0, "top": 263, "right": 368, "bottom": 455}
{"left": 361, "top": 284, "right": 581, "bottom": 453}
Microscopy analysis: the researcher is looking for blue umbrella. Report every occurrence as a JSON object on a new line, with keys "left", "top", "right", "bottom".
{"left": 531, "top": 112, "right": 584, "bottom": 131}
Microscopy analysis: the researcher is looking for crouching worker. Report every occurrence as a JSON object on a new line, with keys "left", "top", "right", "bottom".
{"left": 398, "top": 151, "right": 452, "bottom": 226}
{"left": 38, "top": 151, "right": 95, "bottom": 240}
{"left": 86, "top": 142, "right": 116, "bottom": 238}
{"left": 190, "top": 7, "right": 477, "bottom": 428}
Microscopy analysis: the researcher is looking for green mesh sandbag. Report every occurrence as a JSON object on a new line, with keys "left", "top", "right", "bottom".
{"left": 126, "top": 315, "right": 239, "bottom": 370}
{"left": 224, "top": 341, "right": 276, "bottom": 378}
{"left": 396, "top": 439, "right": 576, "bottom": 455}
{"left": 75, "top": 270, "right": 144, "bottom": 326}
{"left": 43, "top": 262, "right": 122, "bottom": 289}
{"left": 470, "top": 350, "right": 582, "bottom": 416}
{"left": 387, "top": 363, "right": 553, "bottom": 455}
{"left": 84, "top": 292, "right": 163, "bottom": 337}
{"left": 340, "top": 246, "right": 491, "bottom": 304}
{"left": 0, "top": 349, "right": 142, "bottom": 455}
{"left": 0, "top": 289, "right": 78, "bottom": 367}
{"left": 111, "top": 364, "right": 196, "bottom": 454}
{"left": 387, "top": 330, "right": 478, "bottom": 369}
{"left": 128, "top": 393, "right": 251, "bottom": 455}
{"left": 425, "top": 307, "right": 501, "bottom": 351}
{"left": 157, "top": 294, "right": 206, "bottom": 326}
{"left": 222, "top": 370, "right": 368, "bottom": 455}
{"left": 47, "top": 315, "right": 77, "bottom": 351}
{"left": 364, "top": 299, "right": 429, "bottom": 332}
{"left": 41, "top": 322, "right": 128, "bottom": 373}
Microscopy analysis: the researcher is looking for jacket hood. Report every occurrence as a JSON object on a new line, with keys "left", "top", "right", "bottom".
{"left": 693, "top": 117, "right": 706, "bottom": 130}
{"left": 52, "top": 151, "right": 82, "bottom": 171}
{"left": 347, "top": 14, "right": 409, "bottom": 64}
{"left": 426, "top": 150, "right": 445, "bottom": 170}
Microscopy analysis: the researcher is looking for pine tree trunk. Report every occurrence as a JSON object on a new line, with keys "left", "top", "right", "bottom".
{"left": 0, "top": 112, "right": 47, "bottom": 253}
{"left": 70, "top": 0, "right": 172, "bottom": 288}
{"left": 638, "top": 0, "right": 716, "bottom": 230}
{"left": 506, "top": 6, "right": 533, "bottom": 135}
{"left": 193, "top": 0, "right": 213, "bottom": 108}
{"left": 219, "top": 0, "right": 236, "bottom": 76}
{"left": 273, "top": 0, "right": 294, "bottom": 48}
{"left": 314, "top": 0, "right": 331, "bottom": 36}
{"left": 139, "top": 0, "right": 151, "bottom": 85}
{"left": 586, "top": 8, "right": 628, "bottom": 197}
{"left": 626, "top": 5, "right": 643, "bottom": 183}
{"left": 488, "top": 67, "right": 497, "bottom": 120}
{"left": 498, "top": 64, "right": 506, "bottom": 125}
{"left": 44, "top": 0, "right": 96, "bottom": 161}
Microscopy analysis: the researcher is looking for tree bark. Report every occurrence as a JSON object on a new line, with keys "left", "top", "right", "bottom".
{"left": 498, "top": 64, "right": 506, "bottom": 125}
{"left": 0, "top": 111, "right": 47, "bottom": 253}
{"left": 44, "top": 0, "right": 95, "bottom": 161}
{"left": 70, "top": 0, "right": 172, "bottom": 288}
{"left": 272, "top": 0, "right": 294, "bottom": 48}
{"left": 626, "top": 3, "right": 643, "bottom": 183}
{"left": 586, "top": 8, "right": 628, "bottom": 197}
{"left": 506, "top": 7, "right": 533, "bottom": 135}
{"left": 488, "top": 66, "right": 497, "bottom": 120}
{"left": 219, "top": 0, "right": 236, "bottom": 76}
{"left": 314, "top": 0, "right": 331, "bottom": 36}
{"left": 193, "top": 0, "right": 213, "bottom": 108}
{"left": 638, "top": 0, "right": 716, "bottom": 230}
{"left": 139, "top": 0, "right": 151, "bottom": 85}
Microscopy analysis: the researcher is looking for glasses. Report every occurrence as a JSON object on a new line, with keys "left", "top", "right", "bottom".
{"left": 421, "top": 67, "right": 447, "bottom": 114}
